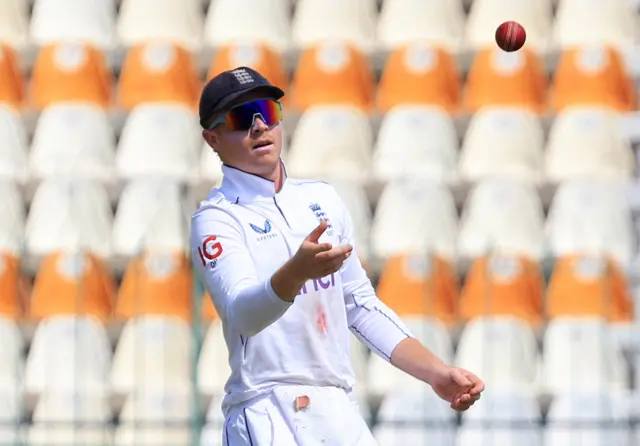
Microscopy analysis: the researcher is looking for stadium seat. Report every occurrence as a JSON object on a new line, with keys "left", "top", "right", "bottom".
{"left": 25, "top": 179, "right": 113, "bottom": 259}
{"left": 291, "top": 0, "right": 376, "bottom": 52}
{"left": 197, "top": 320, "right": 231, "bottom": 398}
{"left": 112, "top": 179, "right": 189, "bottom": 258}
{"left": 115, "top": 390, "right": 196, "bottom": 446}
{"left": 0, "top": 181, "right": 25, "bottom": 256}
{"left": 376, "top": 0, "right": 465, "bottom": 52}
{"left": 371, "top": 179, "right": 458, "bottom": 261}
{"left": 547, "top": 254, "right": 634, "bottom": 323}
{"left": 551, "top": 47, "right": 636, "bottom": 112}
{"left": 464, "top": 48, "right": 547, "bottom": 113}
{"left": 458, "top": 180, "right": 545, "bottom": 260}
{"left": 459, "top": 255, "right": 544, "bottom": 327}
{"left": 466, "top": 0, "right": 552, "bottom": 53}
{"left": 203, "top": 0, "right": 290, "bottom": 53}
{"left": 30, "top": 0, "right": 116, "bottom": 49}
{"left": 207, "top": 42, "right": 288, "bottom": 92}
{"left": 0, "top": 46, "right": 25, "bottom": 109}
{"left": 117, "top": 42, "right": 201, "bottom": 111}
{"left": 455, "top": 317, "right": 539, "bottom": 389}
{"left": 553, "top": 0, "right": 639, "bottom": 51}
{"left": 0, "top": 0, "right": 28, "bottom": 50}
{"left": 0, "top": 105, "right": 28, "bottom": 183}
{"left": 116, "top": 252, "right": 193, "bottom": 322}
{"left": 30, "top": 43, "right": 113, "bottom": 110}
{"left": 376, "top": 254, "right": 458, "bottom": 326}
{"left": 455, "top": 427, "right": 542, "bottom": 446}
{"left": 117, "top": 0, "right": 203, "bottom": 50}
{"left": 544, "top": 107, "right": 634, "bottom": 182}
{"left": 0, "top": 254, "right": 25, "bottom": 319}
{"left": 350, "top": 333, "right": 369, "bottom": 390}
{"left": 368, "top": 317, "right": 454, "bottom": 397}
{"left": 458, "top": 108, "right": 544, "bottom": 183}
{"left": 0, "top": 317, "right": 24, "bottom": 387}
{"left": 110, "top": 316, "right": 193, "bottom": 396}
{"left": 545, "top": 392, "right": 631, "bottom": 446}
{"left": 377, "top": 45, "right": 461, "bottom": 114}
{"left": 460, "top": 389, "right": 541, "bottom": 425}
{"left": 328, "top": 179, "right": 372, "bottom": 260}
{"left": 0, "top": 387, "right": 21, "bottom": 445}
{"left": 546, "top": 179, "right": 635, "bottom": 266}
{"left": 541, "top": 317, "right": 629, "bottom": 395}
{"left": 287, "top": 106, "right": 372, "bottom": 181}
{"left": 200, "top": 144, "right": 224, "bottom": 185}
{"left": 28, "top": 391, "right": 114, "bottom": 445}
{"left": 290, "top": 43, "right": 374, "bottom": 111}
{"left": 25, "top": 316, "right": 112, "bottom": 395}
{"left": 30, "top": 251, "right": 115, "bottom": 322}
{"left": 30, "top": 103, "right": 115, "bottom": 182}
{"left": 115, "top": 104, "right": 200, "bottom": 181}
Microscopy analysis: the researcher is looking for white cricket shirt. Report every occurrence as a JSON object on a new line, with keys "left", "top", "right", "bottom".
{"left": 191, "top": 163, "right": 412, "bottom": 414}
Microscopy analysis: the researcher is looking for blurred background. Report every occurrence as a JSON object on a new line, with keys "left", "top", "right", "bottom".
{"left": 0, "top": 0, "right": 640, "bottom": 444}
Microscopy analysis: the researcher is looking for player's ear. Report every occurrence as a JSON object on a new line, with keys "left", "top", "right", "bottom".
{"left": 202, "top": 129, "right": 219, "bottom": 151}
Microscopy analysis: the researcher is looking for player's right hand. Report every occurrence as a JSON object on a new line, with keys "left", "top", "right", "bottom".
{"left": 291, "top": 220, "right": 353, "bottom": 280}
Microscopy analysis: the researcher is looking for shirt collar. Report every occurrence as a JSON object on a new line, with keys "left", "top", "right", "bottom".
{"left": 217, "top": 161, "right": 288, "bottom": 203}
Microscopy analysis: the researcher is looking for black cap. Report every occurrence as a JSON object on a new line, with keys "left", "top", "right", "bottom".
{"left": 199, "top": 66, "right": 285, "bottom": 128}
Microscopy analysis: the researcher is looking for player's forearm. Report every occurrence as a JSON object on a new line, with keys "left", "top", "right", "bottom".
{"left": 270, "top": 258, "right": 307, "bottom": 303}
{"left": 390, "top": 337, "right": 448, "bottom": 385}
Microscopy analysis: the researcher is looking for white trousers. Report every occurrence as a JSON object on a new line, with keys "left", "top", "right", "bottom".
{"left": 221, "top": 385, "right": 378, "bottom": 446}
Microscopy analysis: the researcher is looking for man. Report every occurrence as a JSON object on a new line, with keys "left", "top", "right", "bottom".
{"left": 191, "top": 66, "right": 484, "bottom": 445}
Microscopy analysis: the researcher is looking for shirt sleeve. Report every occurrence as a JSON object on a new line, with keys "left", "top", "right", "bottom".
{"left": 191, "top": 205, "right": 293, "bottom": 337}
{"left": 332, "top": 188, "right": 413, "bottom": 362}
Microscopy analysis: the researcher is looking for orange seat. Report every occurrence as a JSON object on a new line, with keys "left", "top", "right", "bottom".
{"left": 290, "top": 42, "right": 374, "bottom": 112}
{"left": 0, "top": 45, "right": 25, "bottom": 109}
{"left": 377, "top": 44, "right": 461, "bottom": 113}
{"left": 465, "top": 47, "right": 547, "bottom": 113}
{"left": 116, "top": 251, "right": 193, "bottom": 322}
{"left": 551, "top": 46, "right": 636, "bottom": 112}
{"left": 117, "top": 41, "right": 200, "bottom": 111}
{"left": 376, "top": 254, "right": 458, "bottom": 326}
{"left": 0, "top": 253, "right": 26, "bottom": 319}
{"left": 30, "top": 251, "right": 115, "bottom": 322}
{"left": 30, "top": 43, "right": 113, "bottom": 110}
{"left": 202, "top": 292, "right": 220, "bottom": 322}
{"left": 459, "top": 254, "right": 544, "bottom": 327}
{"left": 547, "top": 254, "right": 633, "bottom": 323}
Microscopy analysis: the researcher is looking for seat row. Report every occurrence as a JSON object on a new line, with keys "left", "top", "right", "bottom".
{"left": 0, "top": 40, "right": 637, "bottom": 114}
{"left": 1, "top": 0, "right": 638, "bottom": 54}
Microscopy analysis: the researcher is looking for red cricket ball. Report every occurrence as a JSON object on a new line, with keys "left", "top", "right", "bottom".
{"left": 495, "top": 21, "right": 526, "bottom": 52}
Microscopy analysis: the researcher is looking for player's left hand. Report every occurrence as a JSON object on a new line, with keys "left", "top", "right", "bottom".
{"left": 430, "top": 366, "right": 484, "bottom": 411}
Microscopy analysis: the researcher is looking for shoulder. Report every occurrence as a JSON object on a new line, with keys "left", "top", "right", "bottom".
{"left": 191, "top": 189, "right": 243, "bottom": 236}
{"left": 287, "top": 177, "right": 341, "bottom": 200}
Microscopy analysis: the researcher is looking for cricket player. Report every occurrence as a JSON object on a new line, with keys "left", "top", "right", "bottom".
{"left": 191, "top": 67, "right": 484, "bottom": 445}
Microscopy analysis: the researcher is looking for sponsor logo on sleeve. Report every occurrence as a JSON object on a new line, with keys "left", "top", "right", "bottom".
{"left": 197, "top": 235, "right": 223, "bottom": 268}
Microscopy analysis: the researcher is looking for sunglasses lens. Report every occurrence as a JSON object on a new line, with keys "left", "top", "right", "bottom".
{"left": 225, "top": 100, "right": 282, "bottom": 130}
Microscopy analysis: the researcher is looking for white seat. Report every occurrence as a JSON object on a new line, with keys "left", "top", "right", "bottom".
{"left": 25, "top": 316, "right": 111, "bottom": 395}
{"left": 0, "top": 0, "right": 30, "bottom": 49}
{"left": 117, "top": 0, "right": 203, "bottom": 50}
{"left": 288, "top": 106, "right": 373, "bottom": 182}
{"left": 545, "top": 392, "right": 631, "bottom": 446}
{"left": 199, "top": 144, "right": 223, "bottom": 185}
{"left": 545, "top": 107, "right": 634, "bottom": 182}
{"left": 373, "top": 106, "right": 458, "bottom": 183}
{"left": 204, "top": 0, "right": 290, "bottom": 52}
{"left": 30, "top": 0, "right": 116, "bottom": 49}
{"left": 368, "top": 317, "right": 453, "bottom": 397}
{"left": 292, "top": 0, "right": 376, "bottom": 52}
{"left": 455, "top": 317, "right": 539, "bottom": 390}
{"left": 0, "top": 388, "right": 23, "bottom": 445}
{"left": 115, "top": 390, "right": 195, "bottom": 446}
{"left": 456, "top": 427, "right": 542, "bottom": 446}
{"left": 0, "top": 104, "right": 28, "bottom": 183}
{"left": 466, "top": 0, "right": 552, "bottom": 53}
{"left": 200, "top": 425, "right": 223, "bottom": 446}
{"left": 541, "top": 317, "right": 629, "bottom": 395}
{"left": 461, "top": 389, "right": 541, "bottom": 426}
{"left": 371, "top": 179, "right": 458, "bottom": 261}
{"left": 458, "top": 180, "right": 545, "bottom": 260}
{"left": 377, "top": 0, "right": 465, "bottom": 52}
{"left": 26, "top": 179, "right": 113, "bottom": 259}
{"left": 0, "top": 317, "right": 23, "bottom": 381}
{"left": 30, "top": 103, "right": 115, "bottom": 182}
{"left": 0, "top": 182, "right": 24, "bottom": 255}
{"left": 112, "top": 179, "right": 188, "bottom": 257}
{"left": 553, "top": 0, "right": 639, "bottom": 51}
{"left": 197, "top": 321, "right": 231, "bottom": 398}
{"left": 110, "top": 316, "right": 193, "bottom": 396}
{"left": 459, "top": 107, "right": 544, "bottom": 184}
{"left": 546, "top": 179, "right": 635, "bottom": 266}
{"left": 328, "top": 179, "right": 372, "bottom": 261}
{"left": 116, "top": 104, "right": 201, "bottom": 182}
{"left": 28, "top": 391, "right": 113, "bottom": 445}
{"left": 374, "top": 426, "right": 455, "bottom": 446}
